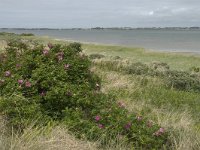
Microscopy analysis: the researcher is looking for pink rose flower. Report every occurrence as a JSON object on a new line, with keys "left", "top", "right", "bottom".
{"left": 40, "top": 91, "right": 46, "bottom": 96}
{"left": 16, "top": 64, "right": 22, "bottom": 69}
{"left": 118, "top": 101, "right": 125, "bottom": 108}
{"left": 43, "top": 49, "right": 49, "bottom": 56}
{"left": 66, "top": 91, "right": 73, "bottom": 97}
{"left": 5, "top": 71, "right": 11, "bottom": 77}
{"left": 95, "top": 115, "right": 101, "bottom": 121}
{"left": 18, "top": 79, "right": 24, "bottom": 85}
{"left": 124, "top": 122, "right": 131, "bottom": 130}
{"left": 56, "top": 52, "right": 64, "bottom": 61}
{"left": 159, "top": 128, "right": 165, "bottom": 133}
{"left": 95, "top": 83, "right": 100, "bottom": 91}
{"left": 147, "top": 120, "right": 153, "bottom": 128}
{"left": 153, "top": 128, "right": 165, "bottom": 136}
{"left": 136, "top": 116, "right": 142, "bottom": 121}
{"left": 25, "top": 81, "right": 32, "bottom": 88}
{"left": 0, "top": 79, "right": 5, "bottom": 85}
{"left": 64, "top": 64, "right": 70, "bottom": 70}
{"left": 48, "top": 43, "right": 53, "bottom": 49}
{"left": 98, "top": 124, "right": 104, "bottom": 129}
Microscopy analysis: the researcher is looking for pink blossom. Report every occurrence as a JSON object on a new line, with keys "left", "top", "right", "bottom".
{"left": 66, "top": 91, "right": 72, "bottom": 97}
{"left": 153, "top": 131, "right": 160, "bottom": 137}
{"left": 79, "top": 53, "right": 86, "bottom": 59}
{"left": 153, "top": 128, "right": 165, "bottom": 136}
{"left": 5, "top": 71, "right": 11, "bottom": 77}
{"left": 25, "top": 81, "right": 32, "bottom": 88}
{"left": 64, "top": 64, "right": 70, "bottom": 70}
{"left": 43, "top": 49, "right": 49, "bottom": 56}
{"left": 95, "top": 115, "right": 101, "bottom": 121}
{"left": 58, "top": 56, "right": 63, "bottom": 61}
{"left": 147, "top": 120, "right": 153, "bottom": 128}
{"left": 56, "top": 52, "right": 64, "bottom": 61}
{"left": 159, "top": 128, "right": 165, "bottom": 133}
{"left": 98, "top": 124, "right": 104, "bottom": 129}
{"left": 47, "top": 43, "right": 53, "bottom": 49}
{"left": 124, "top": 122, "right": 131, "bottom": 130}
{"left": 18, "top": 79, "right": 24, "bottom": 85}
{"left": 95, "top": 83, "right": 100, "bottom": 90}
{"left": 40, "top": 91, "right": 46, "bottom": 96}
{"left": 16, "top": 64, "right": 22, "bottom": 69}
{"left": 118, "top": 101, "right": 125, "bottom": 108}
{"left": 136, "top": 116, "right": 142, "bottom": 121}
{"left": 0, "top": 79, "right": 5, "bottom": 85}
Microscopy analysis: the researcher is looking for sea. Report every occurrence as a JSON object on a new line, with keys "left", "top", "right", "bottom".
{"left": 0, "top": 28, "right": 200, "bottom": 53}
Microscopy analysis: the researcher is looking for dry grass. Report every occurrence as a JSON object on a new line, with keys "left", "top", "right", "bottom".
{"left": 93, "top": 63, "right": 200, "bottom": 150}
{"left": 0, "top": 116, "right": 134, "bottom": 150}
{"left": 0, "top": 40, "right": 7, "bottom": 51}
{"left": 0, "top": 117, "right": 98, "bottom": 150}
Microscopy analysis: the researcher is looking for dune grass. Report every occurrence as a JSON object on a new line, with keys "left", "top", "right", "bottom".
{"left": 0, "top": 116, "right": 98, "bottom": 150}
{"left": 82, "top": 43, "right": 200, "bottom": 71}
{"left": 90, "top": 60, "right": 200, "bottom": 149}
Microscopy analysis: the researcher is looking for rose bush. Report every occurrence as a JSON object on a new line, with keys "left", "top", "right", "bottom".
{"left": 0, "top": 39, "right": 169, "bottom": 149}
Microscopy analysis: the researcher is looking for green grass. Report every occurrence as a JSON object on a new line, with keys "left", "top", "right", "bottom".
{"left": 82, "top": 44, "right": 200, "bottom": 71}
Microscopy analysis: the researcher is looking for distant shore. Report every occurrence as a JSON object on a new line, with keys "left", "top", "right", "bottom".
{"left": 1, "top": 29, "right": 200, "bottom": 55}
{"left": 54, "top": 38, "right": 200, "bottom": 56}
{"left": 1, "top": 27, "right": 200, "bottom": 30}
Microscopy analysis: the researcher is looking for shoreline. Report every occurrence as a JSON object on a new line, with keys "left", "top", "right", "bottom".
{"left": 1, "top": 30, "right": 200, "bottom": 55}
{"left": 54, "top": 37, "right": 200, "bottom": 56}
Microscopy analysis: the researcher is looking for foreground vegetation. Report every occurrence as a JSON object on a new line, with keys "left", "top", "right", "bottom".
{"left": 0, "top": 32, "right": 200, "bottom": 149}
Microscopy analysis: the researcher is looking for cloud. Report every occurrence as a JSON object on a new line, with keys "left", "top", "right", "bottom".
{"left": 148, "top": 11, "right": 154, "bottom": 16}
{"left": 0, "top": 0, "right": 200, "bottom": 27}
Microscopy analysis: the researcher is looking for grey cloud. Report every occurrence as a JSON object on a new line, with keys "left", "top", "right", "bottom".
{"left": 0, "top": 0, "right": 200, "bottom": 27}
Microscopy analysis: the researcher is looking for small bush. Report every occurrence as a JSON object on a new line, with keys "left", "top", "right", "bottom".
{"left": 89, "top": 53, "right": 105, "bottom": 59}
{"left": 0, "top": 32, "right": 16, "bottom": 36}
{"left": 150, "top": 61, "right": 170, "bottom": 71}
{"left": 95, "top": 60, "right": 200, "bottom": 92}
{"left": 20, "top": 33, "right": 35, "bottom": 36}
{"left": 0, "top": 95, "right": 46, "bottom": 129}
{"left": 165, "top": 70, "right": 200, "bottom": 92}
{"left": 0, "top": 39, "right": 169, "bottom": 149}
{"left": 126, "top": 62, "right": 151, "bottom": 75}
{"left": 190, "top": 66, "right": 200, "bottom": 73}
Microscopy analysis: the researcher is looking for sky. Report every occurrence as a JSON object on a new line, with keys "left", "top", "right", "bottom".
{"left": 0, "top": 0, "right": 200, "bottom": 28}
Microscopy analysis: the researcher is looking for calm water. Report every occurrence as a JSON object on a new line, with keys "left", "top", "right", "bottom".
{"left": 1, "top": 29, "right": 200, "bottom": 53}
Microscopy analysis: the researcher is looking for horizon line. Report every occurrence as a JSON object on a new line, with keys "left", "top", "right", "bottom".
{"left": 0, "top": 26, "right": 200, "bottom": 30}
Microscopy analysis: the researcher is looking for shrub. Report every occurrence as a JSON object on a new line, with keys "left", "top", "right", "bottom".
{"left": 150, "top": 61, "right": 170, "bottom": 71}
{"left": 0, "top": 39, "right": 100, "bottom": 119}
{"left": 20, "top": 33, "right": 35, "bottom": 36}
{"left": 113, "top": 56, "right": 121, "bottom": 60}
{"left": 190, "top": 66, "right": 200, "bottom": 73}
{"left": 165, "top": 70, "right": 200, "bottom": 92}
{"left": 0, "top": 32, "right": 16, "bottom": 36}
{"left": 126, "top": 62, "right": 152, "bottom": 75}
{"left": 0, "top": 39, "right": 169, "bottom": 149}
{"left": 0, "top": 95, "right": 46, "bottom": 129}
{"left": 62, "top": 93, "right": 169, "bottom": 149}
{"left": 96, "top": 59, "right": 200, "bottom": 92}
{"left": 89, "top": 53, "right": 105, "bottom": 59}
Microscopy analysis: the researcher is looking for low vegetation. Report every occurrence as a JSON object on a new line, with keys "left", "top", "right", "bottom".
{"left": 0, "top": 32, "right": 199, "bottom": 149}
{"left": 0, "top": 38, "right": 169, "bottom": 149}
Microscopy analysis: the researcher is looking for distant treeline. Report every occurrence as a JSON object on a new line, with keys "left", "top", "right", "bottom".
{"left": 0, "top": 32, "right": 34, "bottom": 36}
{"left": 0, "top": 27, "right": 200, "bottom": 30}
